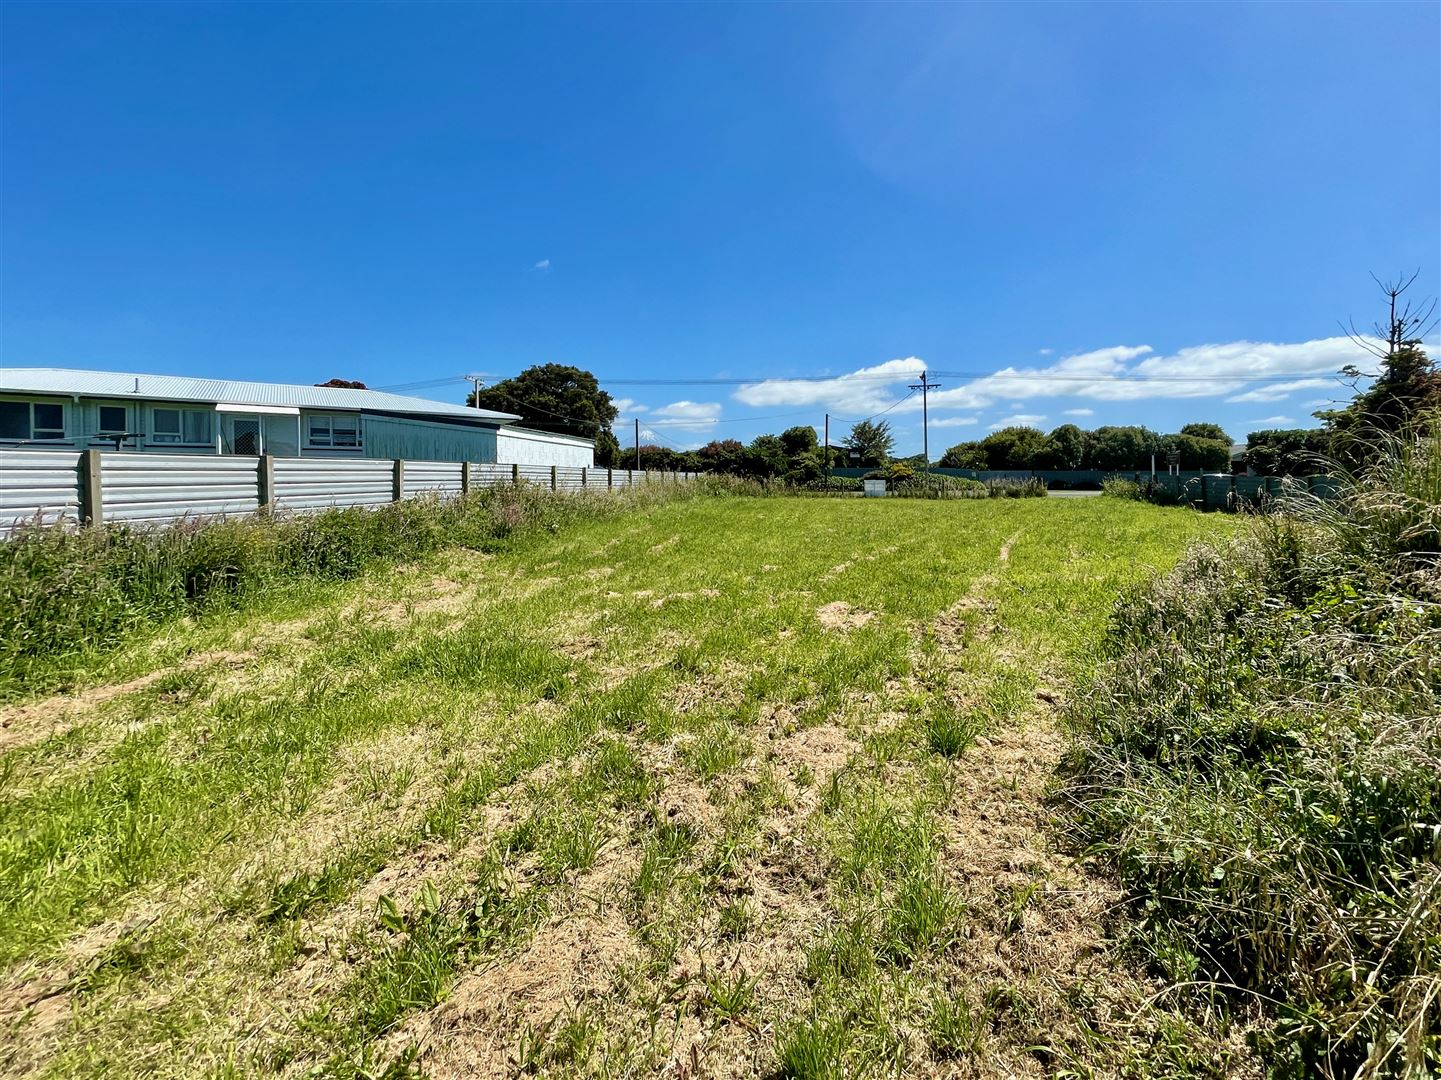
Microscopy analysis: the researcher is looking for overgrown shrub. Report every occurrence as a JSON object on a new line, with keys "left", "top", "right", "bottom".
{"left": 802, "top": 476, "right": 864, "bottom": 493}
{"left": 1060, "top": 422, "right": 1441, "bottom": 1077}
{"left": 1101, "top": 475, "right": 1142, "bottom": 500}
{"left": 984, "top": 476, "right": 1048, "bottom": 498}
{"left": 0, "top": 478, "right": 750, "bottom": 697}
{"left": 891, "top": 474, "right": 988, "bottom": 499}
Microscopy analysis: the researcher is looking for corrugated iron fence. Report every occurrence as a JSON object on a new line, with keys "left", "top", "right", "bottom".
{"left": 0, "top": 451, "right": 698, "bottom": 535}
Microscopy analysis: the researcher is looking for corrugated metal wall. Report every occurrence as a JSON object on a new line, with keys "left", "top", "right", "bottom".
{"left": 0, "top": 452, "right": 696, "bottom": 534}
{"left": 0, "top": 450, "right": 81, "bottom": 529}
{"left": 273, "top": 458, "right": 394, "bottom": 511}
{"left": 402, "top": 461, "right": 465, "bottom": 499}
{"left": 102, "top": 454, "right": 260, "bottom": 524}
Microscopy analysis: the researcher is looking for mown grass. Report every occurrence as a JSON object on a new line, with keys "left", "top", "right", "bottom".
{"left": 1, "top": 493, "right": 1232, "bottom": 1079}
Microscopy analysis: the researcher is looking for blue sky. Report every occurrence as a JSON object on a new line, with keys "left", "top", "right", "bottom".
{"left": 3, "top": 1, "right": 1438, "bottom": 453}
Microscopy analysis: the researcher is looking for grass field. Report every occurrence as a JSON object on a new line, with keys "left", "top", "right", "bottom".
{"left": 0, "top": 494, "right": 1243, "bottom": 1079}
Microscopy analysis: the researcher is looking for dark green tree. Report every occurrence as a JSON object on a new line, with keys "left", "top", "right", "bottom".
{"left": 1179, "top": 422, "right": 1233, "bottom": 446}
{"left": 1088, "top": 425, "right": 1163, "bottom": 471}
{"left": 1245, "top": 429, "right": 1329, "bottom": 476}
{"left": 744, "top": 434, "right": 790, "bottom": 478}
{"left": 938, "top": 441, "right": 987, "bottom": 469}
{"left": 1036, "top": 424, "right": 1087, "bottom": 469}
{"left": 779, "top": 425, "right": 819, "bottom": 458}
{"left": 842, "top": 419, "right": 895, "bottom": 467}
{"left": 1164, "top": 433, "right": 1232, "bottom": 471}
{"left": 470, "top": 364, "right": 620, "bottom": 462}
{"left": 1322, "top": 272, "right": 1441, "bottom": 465}
{"left": 979, "top": 426, "right": 1048, "bottom": 469}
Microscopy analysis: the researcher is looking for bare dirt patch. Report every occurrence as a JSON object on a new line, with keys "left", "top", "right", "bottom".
{"left": 815, "top": 601, "right": 876, "bottom": 632}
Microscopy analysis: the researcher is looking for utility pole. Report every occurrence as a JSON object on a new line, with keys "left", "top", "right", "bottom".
{"left": 823, "top": 413, "right": 830, "bottom": 483}
{"left": 635, "top": 417, "right": 641, "bottom": 471}
{"left": 465, "top": 374, "right": 485, "bottom": 408}
{"left": 907, "top": 370, "right": 942, "bottom": 470}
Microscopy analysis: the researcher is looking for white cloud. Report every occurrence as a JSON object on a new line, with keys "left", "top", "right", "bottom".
{"left": 730, "top": 337, "right": 1366, "bottom": 420}
{"left": 610, "top": 397, "right": 647, "bottom": 415}
{"left": 1243, "top": 415, "right": 1295, "bottom": 428}
{"left": 989, "top": 414, "right": 1047, "bottom": 429}
{"left": 733, "top": 356, "right": 925, "bottom": 413}
{"left": 649, "top": 400, "right": 723, "bottom": 431}
{"left": 533, "top": 258, "right": 551, "bottom": 271}
{"left": 930, "top": 415, "right": 979, "bottom": 428}
{"left": 1037, "top": 348, "right": 1054, "bottom": 356}
{"left": 1225, "top": 377, "right": 1334, "bottom": 404}
{"left": 1063, "top": 407, "right": 1094, "bottom": 416}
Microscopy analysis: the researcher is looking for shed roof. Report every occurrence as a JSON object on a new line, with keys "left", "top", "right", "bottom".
{"left": 0, "top": 368, "right": 519, "bottom": 423}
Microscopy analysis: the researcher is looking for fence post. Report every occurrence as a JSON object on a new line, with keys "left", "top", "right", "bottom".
{"left": 258, "top": 453, "right": 275, "bottom": 509}
{"left": 1200, "top": 473, "right": 1208, "bottom": 510}
{"left": 607, "top": 468, "right": 613, "bottom": 489}
{"left": 80, "top": 448, "right": 104, "bottom": 527}
{"left": 550, "top": 464, "right": 558, "bottom": 491}
{"left": 581, "top": 467, "right": 588, "bottom": 488}
{"left": 461, "top": 461, "right": 471, "bottom": 495}
{"left": 392, "top": 459, "right": 405, "bottom": 502}
{"left": 511, "top": 462, "right": 520, "bottom": 485}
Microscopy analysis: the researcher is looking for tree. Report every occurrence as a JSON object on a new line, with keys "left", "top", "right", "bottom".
{"left": 938, "top": 441, "right": 987, "bottom": 469}
{"left": 1165, "top": 433, "right": 1231, "bottom": 471}
{"left": 1245, "top": 429, "right": 1328, "bottom": 476}
{"left": 1088, "top": 426, "right": 1162, "bottom": 471}
{"left": 1179, "top": 422, "right": 1233, "bottom": 446}
{"left": 779, "top": 425, "right": 819, "bottom": 458}
{"left": 470, "top": 364, "right": 618, "bottom": 446}
{"left": 697, "top": 438, "right": 747, "bottom": 474}
{"left": 315, "top": 378, "right": 368, "bottom": 389}
{"left": 636, "top": 445, "right": 683, "bottom": 471}
{"left": 1036, "top": 424, "right": 1087, "bottom": 469}
{"left": 1323, "top": 273, "right": 1441, "bottom": 466}
{"left": 979, "top": 426, "right": 1048, "bottom": 469}
{"left": 843, "top": 420, "right": 895, "bottom": 467}
{"left": 744, "top": 434, "right": 790, "bottom": 478}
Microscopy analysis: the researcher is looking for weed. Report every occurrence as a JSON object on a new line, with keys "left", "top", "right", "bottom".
{"left": 702, "top": 965, "right": 758, "bottom": 1020}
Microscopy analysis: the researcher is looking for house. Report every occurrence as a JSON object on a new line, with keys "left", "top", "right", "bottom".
{"left": 0, "top": 368, "right": 594, "bottom": 467}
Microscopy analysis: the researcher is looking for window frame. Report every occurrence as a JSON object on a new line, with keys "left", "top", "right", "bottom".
{"left": 305, "top": 413, "right": 363, "bottom": 450}
{"left": 150, "top": 406, "right": 213, "bottom": 446}
{"left": 96, "top": 404, "right": 130, "bottom": 435}
{"left": 0, "top": 398, "right": 67, "bottom": 443}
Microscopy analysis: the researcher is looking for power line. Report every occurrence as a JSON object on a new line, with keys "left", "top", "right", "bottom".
{"left": 375, "top": 368, "right": 1348, "bottom": 393}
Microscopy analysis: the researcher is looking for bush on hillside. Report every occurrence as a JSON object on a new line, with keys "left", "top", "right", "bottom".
{"left": 1061, "top": 421, "right": 1441, "bottom": 1077}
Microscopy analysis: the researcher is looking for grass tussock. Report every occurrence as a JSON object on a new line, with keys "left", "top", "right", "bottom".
{"left": 1061, "top": 421, "right": 1441, "bottom": 1077}
{"left": 0, "top": 476, "right": 756, "bottom": 698}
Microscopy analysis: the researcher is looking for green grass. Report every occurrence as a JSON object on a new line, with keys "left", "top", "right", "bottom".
{"left": 1061, "top": 427, "right": 1441, "bottom": 1079}
{"left": 0, "top": 494, "right": 1231, "bottom": 1080}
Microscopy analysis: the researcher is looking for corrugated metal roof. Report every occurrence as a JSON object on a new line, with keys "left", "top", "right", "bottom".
{"left": 0, "top": 368, "right": 520, "bottom": 423}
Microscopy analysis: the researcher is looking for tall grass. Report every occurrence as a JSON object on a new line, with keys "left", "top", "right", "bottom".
{"left": 1061, "top": 420, "right": 1441, "bottom": 1077}
{"left": 0, "top": 478, "right": 752, "bottom": 698}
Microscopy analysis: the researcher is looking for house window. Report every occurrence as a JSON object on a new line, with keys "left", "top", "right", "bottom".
{"left": 0, "top": 400, "right": 66, "bottom": 441}
{"left": 152, "top": 407, "right": 212, "bottom": 445}
{"left": 306, "top": 414, "right": 361, "bottom": 449}
{"left": 98, "top": 406, "right": 128, "bottom": 434}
